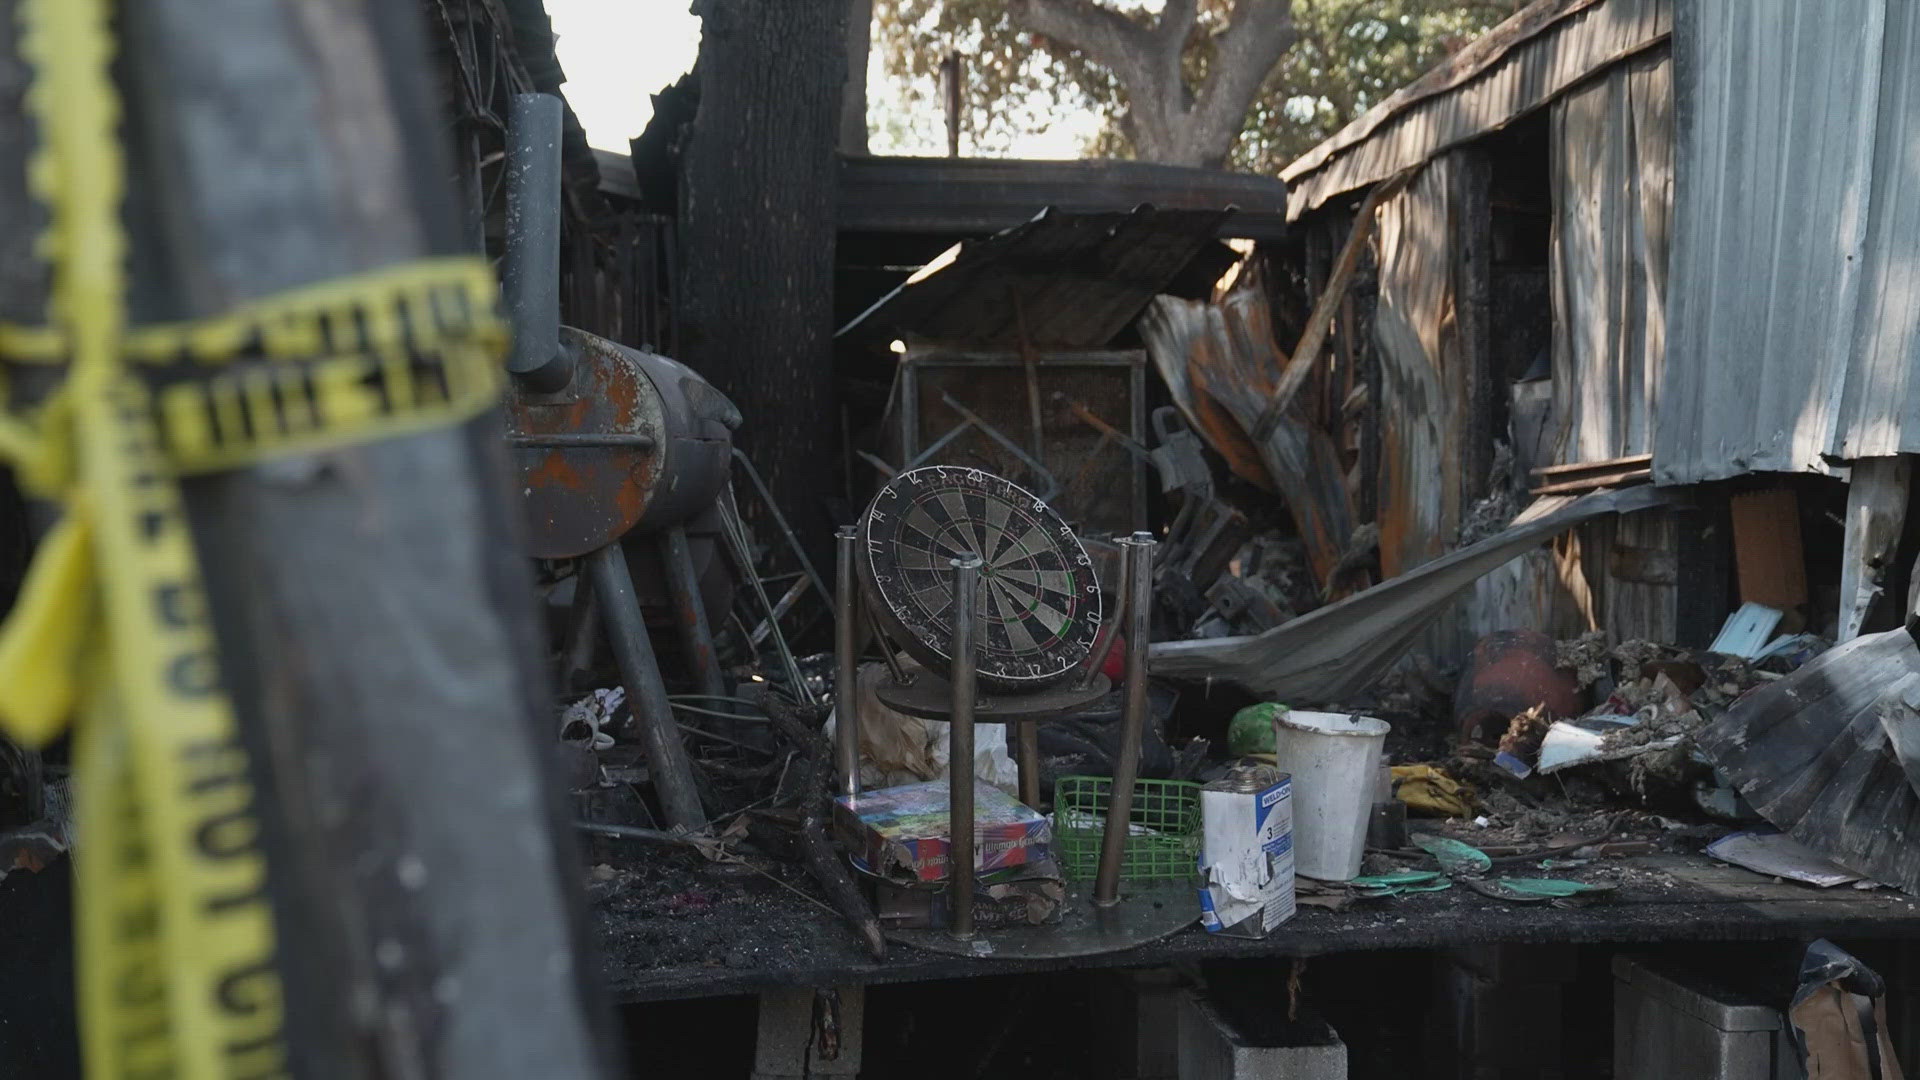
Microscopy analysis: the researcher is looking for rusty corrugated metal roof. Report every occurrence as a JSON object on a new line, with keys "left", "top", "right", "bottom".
{"left": 837, "top": 156, "right": 1290, "bottom": 241}
{"left": 1280, "top": 0, "right": 1671, "bottom": 218}
{"left": 836, "top": 206, "right": 1240, "bottom": 350}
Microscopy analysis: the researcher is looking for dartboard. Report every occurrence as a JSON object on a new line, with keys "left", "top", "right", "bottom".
{"left": 859, "top": 466, "right": 1102, "bottom": 692}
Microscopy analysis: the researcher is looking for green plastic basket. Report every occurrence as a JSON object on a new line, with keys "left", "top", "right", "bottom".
{"left": 1052, "top": 775, "right": 1202, "bottom": 884}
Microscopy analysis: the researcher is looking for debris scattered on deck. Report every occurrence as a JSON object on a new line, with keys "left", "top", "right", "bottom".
{"left": 1413, "top": 834, "right": 1492, "bottom": 876}
{"left": 1699, "top": 625, "right": 1920, "bottom": 895}
{"left": 1706, "top": 832, "right": 1867, "bottom": 889}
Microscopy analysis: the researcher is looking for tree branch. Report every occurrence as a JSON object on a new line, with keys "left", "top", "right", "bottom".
{"left": 1158, "top": 0, "right": 1201, "bottom": 51}
{"left": 1009, "top": 0, "right": 1158, "bottom": 94}
{"left": 1190, "top": 0, "right": 1297, "bottom": 163}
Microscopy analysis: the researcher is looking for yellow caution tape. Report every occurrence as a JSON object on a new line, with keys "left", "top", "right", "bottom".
{"left": 0, "top": 0, "right": 509, "bottom": 1075}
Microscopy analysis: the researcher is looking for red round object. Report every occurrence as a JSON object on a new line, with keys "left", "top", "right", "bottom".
{"left": 1453, "top": 629, "right": 1586, "bottom": 744}
{"left": 1101, "top": 632, "right": 1127, "bottom": 682}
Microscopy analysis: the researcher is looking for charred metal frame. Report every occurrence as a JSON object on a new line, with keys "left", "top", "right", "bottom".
{"left": 898, "top": 348, "right": 1148, "bottom": 536}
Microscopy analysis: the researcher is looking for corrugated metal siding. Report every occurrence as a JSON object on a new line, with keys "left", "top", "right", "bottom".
{"left": 1282, "top": 0, "right": 1671, "bottom": 218}
{"left": 1830, "top": 0, "right": 1920, "bottom": 460}
{"left": 1549, "top": 48, "right": 1671, "bottom": 465}
{"left": 1656, "top": 0, "right": 1906, "bottom": 483}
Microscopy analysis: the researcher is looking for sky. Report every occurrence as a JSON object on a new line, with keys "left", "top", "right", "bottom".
{"left": 543, "top": 0, "right": 1102, "bottom": 158}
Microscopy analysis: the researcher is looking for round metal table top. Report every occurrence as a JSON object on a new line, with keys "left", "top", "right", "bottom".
{"left": 858, "top": 466, "right": 1103, "bottom": 694}
{"left": 871, "top": 669, "right": 1111, "bottom": 722}
{"left": 887, "top": 881, "right": 1196, "bottom": 960}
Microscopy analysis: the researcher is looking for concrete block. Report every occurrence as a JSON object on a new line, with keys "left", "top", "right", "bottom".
{"left": 1613, "top": 955, "right": 1799, "bottom": 1079}
{"left": 1177, "top": 989, "right": 1346, "bottom": 1079}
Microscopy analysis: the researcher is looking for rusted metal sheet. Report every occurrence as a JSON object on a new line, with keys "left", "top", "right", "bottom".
{"left": 1550, "top": 50, "right": 1671, "bottom": 469}
{"left": 1139, "top": 295, "right": 1276, "bottom": 493}
{"left": 1137, "top": 284, "right": 1357, "bottom": 586}
{"left": 1149, "top": 486, "right": 1680, "bottom": 701}
{"left": 1372, "top": 157, "right": 1469, "bottom": 579}
{"left": 839, "top": 206, "right": 1238, "bottom": 351}
{"left": 1281, "top": 0, "right": 1671, "bottom": 218}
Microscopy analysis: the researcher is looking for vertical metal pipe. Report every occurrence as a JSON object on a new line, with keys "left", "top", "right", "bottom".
{"left": 1017, "top": 722, "right": 1041, "bottom": 809}
{"left": 560, "top": 573, "right": 602, "bottom": 689}
{"left": 1094, "top": 531, "right": 1156, "bottom": 906}
{"left": 835, "top": 527, "right": 862, "bottom": 798}
{"left": 947, "top": 553, "right": 983, "bottom": 940}
{"left": 503, "top": 92, "right": 571, "bottom": 391}
{"left": 662, "top": 526, "right": 725, "bottom": 703}
{"left": 586, "top": 544, "right": 708, "bottom": 831}
{"left": 868, "top": 610, "right": 913, "bottom": 686}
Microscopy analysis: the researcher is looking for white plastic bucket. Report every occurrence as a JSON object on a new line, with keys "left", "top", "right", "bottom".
{"left": 1271, "top": 710, "right": 1391, "bottom": 881}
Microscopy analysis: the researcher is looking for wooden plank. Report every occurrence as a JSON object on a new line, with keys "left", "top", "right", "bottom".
{"left": 1532, "top": 453, "right": 1655, "bottom": 477}
{"left": 1529, "top": 468, "right": 1652, "bottom": 495}
{"left": 1839, "top": 455, "right": 1911, "bottom": 641}
{"left": 1729, "top": 487, "right": 1809, "bottom": 616}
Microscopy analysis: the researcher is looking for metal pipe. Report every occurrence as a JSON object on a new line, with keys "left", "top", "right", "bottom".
{"left": 730, "top": 449, "right": 831, "bottom": 604}
{"left": 586, "top": 544, "right": 708, "bottom": 830}
{"left": 662, "top": 526, "right": 725, "bottom": 702}
{"left": 575, "top": 821, "right": 688, "bottom": 847}
{"left": 503, "top": 92, "right": 572, "bottom": 392}
{"left": 718, "top": 488, "right": 816, "bottom": 706}
{"left": 560, "top": 573, "right": 602, "bottom": 688}
{"left": 506, "top": 433, "right": 657, "bottom": 449}
{"left": 1017, "top": 722, "right": 1041, "bottom": 809}
{"left": 835, "top": 527, "right": 862, "bottom": 798}
{"left": 1094, "top": 531, "right": 1156, "bottom": 906}
{"left": 947, "top": 553, "right": 983, "bottom": 940}
{"left": 749, "top": 575, "right": 811, "bottom": 647}
{"left": 869, "top": 611, "right": 914, "bottom": 687}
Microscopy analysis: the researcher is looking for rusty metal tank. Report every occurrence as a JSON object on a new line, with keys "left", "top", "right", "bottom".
{"left": 506, "top": 326, "right": 739, "bottom": 560}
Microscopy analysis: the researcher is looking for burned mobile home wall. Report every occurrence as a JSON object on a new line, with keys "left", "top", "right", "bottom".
{"left": 1257, "top": 0, "right": 1689, "bottom": 661}
{"left": 430, "top": 0, "right": 678, "bottom": 353}
{"left": 1658, "top": 0, "right": 1920, "bottom": 642}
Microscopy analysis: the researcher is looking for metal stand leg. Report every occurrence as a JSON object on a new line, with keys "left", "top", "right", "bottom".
{"left": 834, "top": 526, "right": 862, "bottom": 798}
{"left": 948, "top": 553, "right": 983, "bottom": 941}
{"left": 587, "top": 544, "right": 709, "bottom": 831}
{"left": 663, "top": 524, "right": 725, "bottom": 704}
{"left": 1017, "top": 722, "right": 1041, "bottom": 809}
{"left": 560, "top": 573, "right": 601, "bottom": 689}
{"left": 1095, "top": 532, "right": 1156, "bottom": 906}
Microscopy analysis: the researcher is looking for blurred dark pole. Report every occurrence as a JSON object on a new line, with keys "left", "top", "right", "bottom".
{"left": 106, "top": 2, "right": 619, "bottom": 1077}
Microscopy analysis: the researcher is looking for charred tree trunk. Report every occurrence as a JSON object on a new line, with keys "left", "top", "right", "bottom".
{"left": 842, "top": 0, "right": 873, "bottom": 155}
{"left": 681, "top": 0, "right": 846, "bottom": 561}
